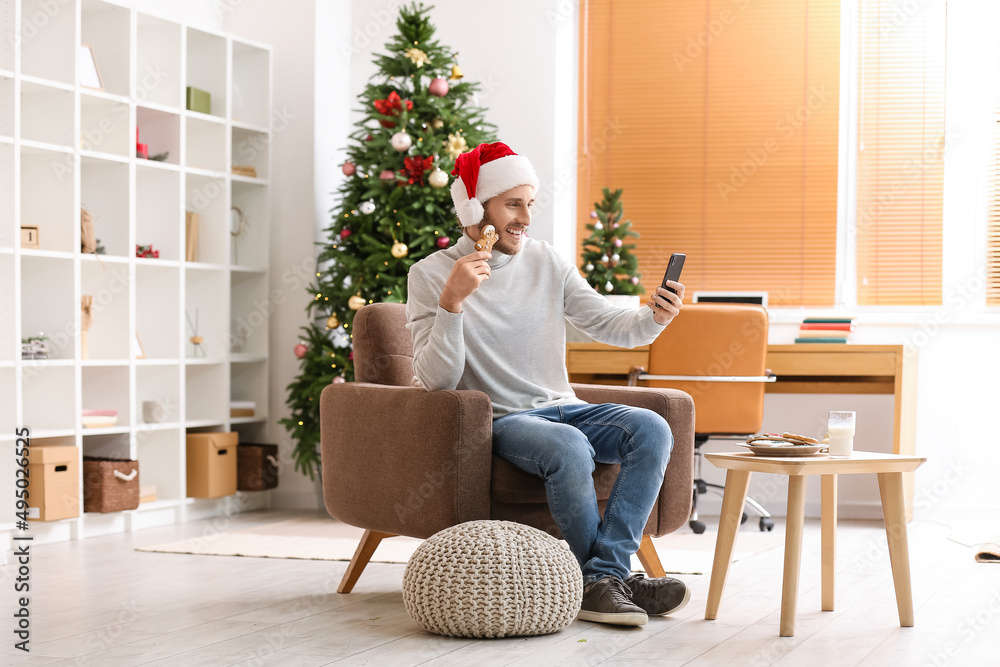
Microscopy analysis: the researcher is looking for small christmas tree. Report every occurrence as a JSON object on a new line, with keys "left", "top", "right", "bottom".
{"left": 281, "top": 3, "right": 497, "bottom": 479}
{"left": 580, "top": 188, "right": 643, "bottom": 295}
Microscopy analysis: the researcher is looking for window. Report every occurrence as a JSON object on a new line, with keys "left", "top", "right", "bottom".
{"left": 578, "top": 0, "right": 842, "bottom": 307}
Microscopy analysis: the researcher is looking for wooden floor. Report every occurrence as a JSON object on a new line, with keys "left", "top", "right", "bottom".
{"left": 4, "top": 509, "right": 999, "bottom": 666}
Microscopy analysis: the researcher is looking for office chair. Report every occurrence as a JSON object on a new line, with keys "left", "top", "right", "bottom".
{"left": 629, "top": 303, "right": 776, "bottom": 533}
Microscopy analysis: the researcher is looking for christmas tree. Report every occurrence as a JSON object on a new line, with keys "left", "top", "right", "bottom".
{"left": 580, "top": 188, "right": 644, "bottom": 295}
{"left": 281, "top": 3, "right": 497, "bottom": 479}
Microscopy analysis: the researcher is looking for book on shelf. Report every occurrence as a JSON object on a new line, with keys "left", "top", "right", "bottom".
{"left": 795, "top": 330, "right": 849, "bottom": 339}
{"left": 796, "top": 316, "right": 855, "bottom": 344}
{"left": 82, "top": 409, "right": 118, "bottom": 428}
{"left": 799, "top": 322, "right": 855, "bottom": 331}
{"left": 794, "top": 337, "right": 850, "bottom": 344}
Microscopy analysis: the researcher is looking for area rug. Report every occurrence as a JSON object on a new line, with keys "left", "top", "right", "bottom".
{"left": 136, "top": 516, "right": 783, "bottom": 575}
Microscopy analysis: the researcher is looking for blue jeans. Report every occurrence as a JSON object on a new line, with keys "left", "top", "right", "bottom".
{"left": 492, "top": 403, "right": 673, "bottom": 584}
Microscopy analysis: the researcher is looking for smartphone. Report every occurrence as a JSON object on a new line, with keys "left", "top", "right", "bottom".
{"left": 658, "top": 253, "right": 686, "bottom": 304}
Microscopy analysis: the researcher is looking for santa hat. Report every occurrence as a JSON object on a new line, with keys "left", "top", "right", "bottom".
{"left": 450, "top": 142, "right": 539, "bottom": 227}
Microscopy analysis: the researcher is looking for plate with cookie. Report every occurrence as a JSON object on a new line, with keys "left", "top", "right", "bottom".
{"left": 738, "top": 432, "right": 828, "bottom": 457}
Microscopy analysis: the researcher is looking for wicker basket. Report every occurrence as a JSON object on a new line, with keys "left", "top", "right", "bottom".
{"left": 83, "top": 458, "right": 140, "bottom": 513}
{"left": 237, "top": 444, "right": 279, "bottom": 491}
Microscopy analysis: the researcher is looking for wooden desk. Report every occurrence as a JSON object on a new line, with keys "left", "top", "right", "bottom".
{"left": 567, "top": 342, "right": 918, "bottom": 515}
{"left": 704, "top": 451, "right": 926, "bottom": 636}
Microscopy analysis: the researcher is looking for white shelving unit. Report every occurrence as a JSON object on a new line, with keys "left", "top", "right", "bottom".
{"left": 1, "top": 0, "right": 273, "bottom": 545}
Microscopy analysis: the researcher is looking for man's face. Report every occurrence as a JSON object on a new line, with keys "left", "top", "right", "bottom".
{"left": 472, "top": 184, "right": 535, "bottom": 256}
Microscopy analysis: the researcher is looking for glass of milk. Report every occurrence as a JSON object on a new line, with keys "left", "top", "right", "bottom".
{"left": 827, "top": 411, "right": 856, "bottom": 457}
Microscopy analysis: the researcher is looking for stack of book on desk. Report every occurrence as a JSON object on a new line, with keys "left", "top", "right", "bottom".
{"left": 794, "top": 317, "right": 855, "bottom": 344}
{"left": 82, "top": 409, "right": 118, "bottom": 428}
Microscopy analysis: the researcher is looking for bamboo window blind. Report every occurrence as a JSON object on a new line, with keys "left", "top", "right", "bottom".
{"left": 988, "top": 50, "right": 1000, "bottom": 306}
{"left": 856, "top": 0, "right": 947, "bottom": 306}
{"left": 578, "top": 0, "right": 841, "bottom": 307}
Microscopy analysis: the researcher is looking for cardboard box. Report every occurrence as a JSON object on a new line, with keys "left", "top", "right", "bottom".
{"left": 186, "top": 432, "right": 238, "bottom": 498}
{"left": 237, "top": 443, "right": 279, "bottom": 491}
{"left": 186, "top": 86, "right": 211, "bottom": 114}
{"left": 27, "top": 446, "right": 80, "bottom": 521}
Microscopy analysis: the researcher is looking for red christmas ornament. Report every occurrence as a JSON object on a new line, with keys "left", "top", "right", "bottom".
{"left": 342, "top": 161, "right": 356, "bottom": 176}
{"left": 401, "top": 155, "right": 434, "bottom": 185}
{"left": 373, "top": 91, "right": 413, "bottom": 128}
{"left": 428, "top": 77, "right": 449, "bottom": 97}
{"left": 340, "top": 229, "right": 352, "bottom": 240}
{"left": 379, "top": 170, "right": 396, "bottom": 180}
{"left": 294, "top": 343, "right": 307, "bottom": 358}
{"left": 436, "top": 236, "right": 451, "bottom": 249}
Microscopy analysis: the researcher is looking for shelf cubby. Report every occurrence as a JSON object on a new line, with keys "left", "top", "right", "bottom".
{"left": 21, "top": 255, "right": 75, "bottom": 356}
{"left": 82, "top": 365, "right": 130, "bottom": 428}
{"left": 137, "top": 428, "right": 181, "bottom": 500}
{"left": 20, "top": 0, "right": 77, "bottom": 85}
{"left": 80, "top": 0, "right": 131, "bottom": 97}
{"left": 229, "top": 180, "right": 267, "bottom": 269}
{"left": 230, "top": 359, "right": 267, "bottom": 419}
{"left": 0, "top": 142, "right": 12, "bottom": 248}
{"left": 20, "top": 146, "right": 75, "bottom": 252}
{"left": 82, "top": 431, "right": 131, "bottom": 461}
{"left": 136, "top": 13, "right": 182, "bottom": 108}
{"left": 185, "top": 115, "right": 227, "bottom": 173}
{"left": 186, "top": 28, "right": 227, "bottom": 118}
{"left": 80, "top": 92, "right": 131, "bottom": 157}
{"left": 135, "top": 263, "right": 181, "bottom": 360}
{"left": 0, "top": 366, "right": 14, "bottom": 434}
{"left": 230, "top": 271, "right": 269, "bottom": 357}
{"left": 136, "top": 105, "right": 180, "bottom": 165}
{"left": 0, "top": 254, "right": 13, "bottom": 361}
{"left": 136, "top": 364, "right": 181, "bottom": 425}
{"left": 80, "top": 260, "right": 130, "bottom": 360}
{"left": 21, "top": 81, "right": 75, "bottom": 147}
{"left": 81, "top": 155, "right": 130, "bottom": 257}
{"left": 184, "top": 266, "right": 227, "bottom": 359}
{"left": 231, "top": 40, "right": 269, "bottom": 128}
{"left": 184, "top": 172, "right": 228, "bottom": 265}
{"left": 0, "top": 75, "right": 13, "bottom": 137}
{"left": 231, "top": 127, "right": 269, "bottom": 180}
{"left": 185, "top": 363, "right": 226, "bottom": 422}
{"left": 136, "top": 165, "right": 180, "bottom": 260}
{"left": 22, "top": 364, "right": 75, "bottom": 431}
{"left": 0, "top": 1, "right": 13, "bottom": 72}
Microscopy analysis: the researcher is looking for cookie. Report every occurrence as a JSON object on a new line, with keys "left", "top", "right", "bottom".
{"left": 475, "top": 225, "right": 497, "bottom": 252}
{"left": 782, "top": 432, "right": 820, "bottom": 444}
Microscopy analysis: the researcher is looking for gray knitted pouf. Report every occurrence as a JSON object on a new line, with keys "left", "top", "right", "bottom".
{"left": 402, "top": 520, "right": 583, "bottom": 638}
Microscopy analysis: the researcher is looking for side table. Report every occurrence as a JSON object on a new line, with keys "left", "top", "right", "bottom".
{"left": 704, "top": 451, "right": 926, "bottom": 636}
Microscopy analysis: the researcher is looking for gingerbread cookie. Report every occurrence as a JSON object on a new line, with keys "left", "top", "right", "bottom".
{"left": 782, "top": 432, "right": 820, "bottom": 445}
{"left": 475, "top": 224, "right": 497, "bottom": 252}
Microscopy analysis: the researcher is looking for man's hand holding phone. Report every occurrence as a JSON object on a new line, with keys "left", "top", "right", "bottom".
{"left": 648, "top": 253, "right": 685, "bottom": 325}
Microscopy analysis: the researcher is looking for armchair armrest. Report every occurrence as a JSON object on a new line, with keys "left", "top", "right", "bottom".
{"left": 571, "top": 383, "right": 695, "bottom": 536}
{"left": 320, "top": 382, "right": 494, "bottom": 539}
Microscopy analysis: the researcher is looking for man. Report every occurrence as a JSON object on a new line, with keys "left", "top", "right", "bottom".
{"left": 406, "top": 142, "right": 688, "bottom": 627}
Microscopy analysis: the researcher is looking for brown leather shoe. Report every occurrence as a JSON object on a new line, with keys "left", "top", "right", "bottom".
{"left": 577, "top": 577, "right": 648, "bottom": 626}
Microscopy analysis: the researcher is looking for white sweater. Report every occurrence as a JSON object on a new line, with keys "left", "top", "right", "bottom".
{"left": 406, "top": 235, "right": 666, "bottom": 418}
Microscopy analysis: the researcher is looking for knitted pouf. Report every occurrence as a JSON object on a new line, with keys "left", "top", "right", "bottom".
{"left": 402, "top": 520, "right": 583, "bottom": 638}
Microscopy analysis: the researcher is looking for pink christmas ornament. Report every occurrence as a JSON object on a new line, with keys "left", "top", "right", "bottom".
{"left": 332, "top": 376, "right": 346, "bottom": 384}
{"left": 342, "top": 161, "right": 356, "bottom": 176}
{"left": 429, "top": 77, "right": 449, "bottom": 97}
{"left": 436, "top": 236, "right": 451, "bottom": 249}
{"left": 379, "top": 170, "right": 396, "bottom": 180}
{"left": 340, "top": 229, "right": 352, "bottom": 240}
{"left": 614, "top": 238, "right": 623, "bottom": 247}
{"left": 590, "top": 211, "right": 598, "bottom": 218}
{"left": 294, "top": 343, "right": 307, "bottom": 358}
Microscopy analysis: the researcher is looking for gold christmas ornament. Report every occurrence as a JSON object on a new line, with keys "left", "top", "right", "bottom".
{"left": 449, "top": 64, "right": 464, "bottom": 80}
{"left": 348, "top": 295, "right": 366, "bottom": 310}
{"left": 326, "top": 315, "right": 340, "bottom": 329}
{"left": 391, "top": 242, "right": 409, "bottom": 258}
{"left": 428, "top": 168, "right": 449, "bottom": 188}
{"left": 445, "top": 133, "right": 469, "bottom": 159}
{"left": 404, "top": 47, "right": 429, "bottom": 67}
{"left": 430, "top": 117, "right": 444, "bottom": 129}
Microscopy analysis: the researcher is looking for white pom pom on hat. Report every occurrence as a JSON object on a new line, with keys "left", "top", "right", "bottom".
{"left": 451, "top": 142, "right": 539, "bottom": 227}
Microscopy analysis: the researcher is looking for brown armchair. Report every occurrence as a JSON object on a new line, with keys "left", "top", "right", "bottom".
{"left": 320, "top": 302, "right": 695, "bottom": 593}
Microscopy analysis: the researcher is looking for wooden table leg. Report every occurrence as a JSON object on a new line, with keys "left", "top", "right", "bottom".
{"left": 705, "top": 469, "right": 750, "bottom": 621}
{"left": 780, "top": 475, "right": 806, "bottom": 637}
{"left": 821, "top": 474, "right": 837, "bottom": 611}
{"left": 878, "top": 472, "right": 915, "bottom": 627}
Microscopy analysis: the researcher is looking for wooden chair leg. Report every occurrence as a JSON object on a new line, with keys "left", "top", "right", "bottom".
{"left": 637, "top": 534, "right": 666, "bottom": 578}
{"left": 338, "top": 530, "right": 396, "bottom": 594}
